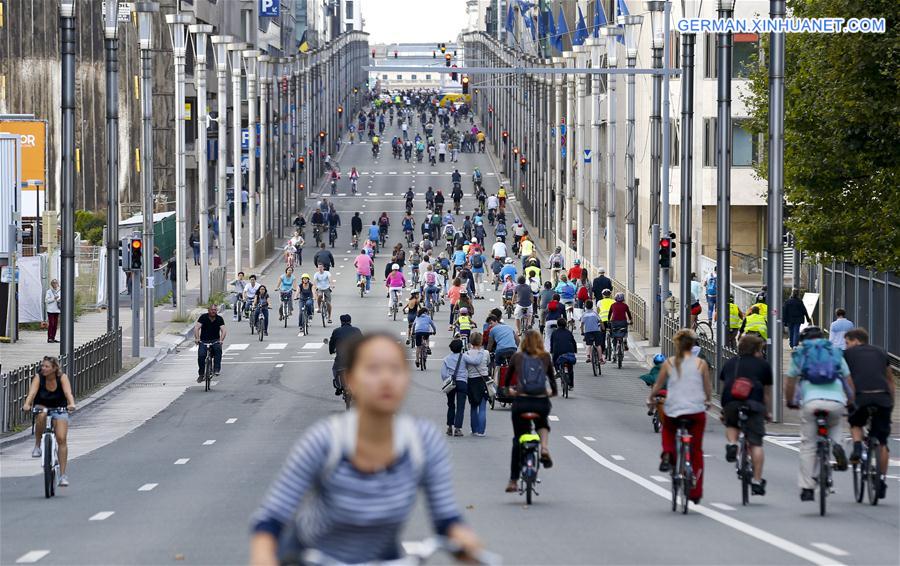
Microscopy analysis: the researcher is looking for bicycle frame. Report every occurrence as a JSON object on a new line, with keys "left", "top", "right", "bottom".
{"left": 737, "top": 406, "right": 753, "bottom": 505}
{"left": 672, "top": 420, "right": 694, "bottom": 514}
{"left": 519, "top": 418, "right": 541, "bottom": 504}
{"left": 33, "top": 407, "right": 64, "bottom": 498}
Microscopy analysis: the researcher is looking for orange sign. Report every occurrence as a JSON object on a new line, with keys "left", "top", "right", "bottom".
{"left": 0, "top": 120, "right": 47, "bottom": 188}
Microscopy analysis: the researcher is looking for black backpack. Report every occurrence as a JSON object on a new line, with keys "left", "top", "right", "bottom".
{"left": 472, "top": 254, "right": 484, "bottom": 268}
{"left": 519, "top": 353, "right": 548, "bottom": 395}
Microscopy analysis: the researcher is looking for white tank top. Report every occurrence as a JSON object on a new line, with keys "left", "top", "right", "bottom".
{"left": 663, "top": 354, "right": 706, "bottom": 418}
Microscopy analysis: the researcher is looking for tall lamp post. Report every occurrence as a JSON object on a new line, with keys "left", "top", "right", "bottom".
{"left": 227, "top": 42, "right": 247, "bottom": 278}
{"left": 646, "top": 1, "right": 665, "bottom": 346}
{"left": 620, "top": 14, "right": 642, "bottom": 294}
{"left": 166, "top": 13, "right": 194, "bottom": 319}
{"left": 605, "top": 25, "right": 623, "bottom": 279}
{"left": 189, "top": 23, "right": 213, "bottom": 303}
{"left": 136, "top": 1, "right": 158, "bottom": 348}
{"left": 679, "top": 32, "right": 696, "bottom": 328}
{"left": 211, "top": 35, "right": 233, "bottom": 270}
{"left": 243, "top": 49, "right": 260, "bottom": 268}
{"left": 588, "top": 39, "right": 602, "bottom": 273}
{"left": 258, "top": 55, "right": 270, "bottom": 241}
{"left": 59, "top": 0, "right": 77, "bottom": 372}
{"left": 103, "top": 0, "right": 120, "bottom": 334}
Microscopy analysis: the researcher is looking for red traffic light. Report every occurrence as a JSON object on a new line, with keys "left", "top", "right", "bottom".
{"left": 513, "top": 146, "right": 519, "bottom": 155}
{"left": 337, "top": 105, "right": 344, "bottom": 114}
{"left": 130, "top": 239, "right": 142, "bottom": 251}
{"left": 501, "top": 130, "right": 508, "bottom": 138}
{"left": 660, "top": 238, "right": 671, "bottom": 248}
{"left": 299, "top": 183, "right": 305, "bottom": 191}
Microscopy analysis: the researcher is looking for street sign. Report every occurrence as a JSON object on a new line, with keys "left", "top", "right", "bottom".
{"left": 559, "top": 124, "right": 567, "bottom": 136}
{"left": 259, "top": 0, "right": 280, "bottom": 17}
{"left": 561, "top": 146, "right": 567, "bottom": 158}
{"left": 584, "top": 149, "right": 592, "bottom": 163}
{"left": 100, "top": 1, "right": 134, "bottom": 23}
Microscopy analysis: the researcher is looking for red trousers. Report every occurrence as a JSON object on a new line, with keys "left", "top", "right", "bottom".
{"left": 47, "top": 313, "right": 60, "bottom": 341}
{"left": 661, "top": 411, "right": 706, "bottom": 500}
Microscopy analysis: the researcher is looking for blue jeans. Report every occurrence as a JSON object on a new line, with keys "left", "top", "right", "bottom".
{"left": 197, "top": 342, "right": 222, "bottom": 375}
{"left": 469, "top": 387, "right": 487, "bottom": 435}
{"left": 357, "top": 273, "right": 371, "bottom": 291}
{"left": 298, "top": 298, "right": 314, "bottom": 326}
{"left": 706, "top": 295, "right": 717, "bottom": 321}
{"left": 787, "top": 322, "right": 801, "bottom": 348}
{"left": 446, "top": 379, "right": 468, "bottom": 429}
{"left": 254, "top": 307, "right": 269, "bottom": 333}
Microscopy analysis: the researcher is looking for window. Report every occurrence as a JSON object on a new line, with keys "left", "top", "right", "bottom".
{"left": 425, "top": 74, "right": 431, "bottom": 80}
{"left": 345, "top": 23, "right": 353, "bottom": 31}
{"left": 411, "top": 74, "right": 417, "bottom": 80}
{"left": 702, "top": 117, "right": 758, "bottom": 167}
{"left": 704, "top": 33, "right": 758, "bottom": 79}
{"left": 345, "top": 0, "right": 354, "bottom": 19}
{"left": 397, "top": 75, "right": 402, "bottom": 80}
{"left": 382, "top": 74, "right": 388, "bottom": 80}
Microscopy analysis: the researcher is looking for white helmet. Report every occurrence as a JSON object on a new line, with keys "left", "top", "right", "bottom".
{"left": 392, "top": 263, "right": 400, "bottom": 270}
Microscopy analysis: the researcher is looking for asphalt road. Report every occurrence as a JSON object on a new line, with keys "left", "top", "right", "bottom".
{"left": 2, "top": 118, "right": 898, "bottom": 566}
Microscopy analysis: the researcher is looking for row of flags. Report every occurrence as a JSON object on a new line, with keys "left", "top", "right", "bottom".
{"left": 505, "top": 0, "right": 630, "bottom": 53}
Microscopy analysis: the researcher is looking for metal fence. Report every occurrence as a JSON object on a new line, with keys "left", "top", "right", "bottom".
{"left": 821, "top": 261, "right": 899, "bottom": 365}
{"left": 661, "top": 315, "right": 736, "bottom": 394}
{"left": 210, "top": 266, "right": 227, "bottom": 296}
{"left": 0, "top": 328, "right": 122, "bottom": 432}
{"left": 611, "top": 277, "right": 648, "bottom": 340}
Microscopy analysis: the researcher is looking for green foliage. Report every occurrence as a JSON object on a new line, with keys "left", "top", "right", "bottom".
{"left": 742, "top": 0, "right": 900, "bottom": 271}
{"left": 75, "top": 210, "right": 106, "bottom": 246}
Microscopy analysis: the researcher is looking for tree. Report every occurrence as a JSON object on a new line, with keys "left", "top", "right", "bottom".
{"left": 743, "top": 0, "right": 900, "bottom": 272}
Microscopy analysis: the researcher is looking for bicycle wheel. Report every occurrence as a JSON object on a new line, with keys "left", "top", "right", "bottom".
{"left": 43, "top": 435, "right": 53, "bottom": 499}
{"left": 561, "top": 368, "right": 569, "bottom": 398}
{"left": 695, "top": 321, "right": 712, "bottom": 341}
{"left": 681, "top": 461, "right": 692, "bottom": 514}
{"left": 818, "top": 445, "right": 829, "bottom": 516}
{"left": 617, "top": 342, "right": 624, "bottom": 369}
{"left": 283, "top": 304, "right": 288, "bottom": 328}
{"left": 670, "top": 471, "right": 679, "bottom": 512}
{"left": 740, "top": 442, "right": 751, "bottom": 506}
{"left": 853, "top": 460, "right": 865, "bottom": 503}
{"left": 652, "top": 412, "right": 661, "bottom": 433}
{"left": 205, "top": 356, "right": 213, "bottom": 392}
{"left": 258, "top": 318, "right": 265, "bottom": 342}
{"left": 866, "top": 440, "right": 880, "bottom": 505}
{"left": 591, "top": 347, "right": 600, "bottom": 376}
{"left": 322, "top": 306, "right": 327, "bottom": 327}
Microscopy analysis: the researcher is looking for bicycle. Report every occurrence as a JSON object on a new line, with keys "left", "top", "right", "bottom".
{"left": 31, "top": 407, "right": 67, "bottom": 498}
{"left": 693, "top": 319, "right": 713, "bottom": 341}
{"left": 610, "top": 323, "right": 628, "bottom": 369}
{"left": 556, "top": 358, "right": 574, "bottom": 399}
{"left": 587, "top": 339, "right": 602, "bottom": 376}
{"left": 405, "top": 229, "right": 414, "bottom": 247}
{"left": 255, "top": 306, "right": 267, "bottom": 342}
{"left": 517, "top": 309, "right": 532, "bottom": 339}
{"left": 301, "top": 536, "right": 500, "bottom": 566}
{"left": 852, "top": 406, "right": 885, "bottom": 506}
{"left": 199, "top": 340, "right": 219, "bottom": 392}
{"left": 233, "top": 296, "right": 245, "bottom": 322}
{"left": 317, "top": 290, "right": 331, "bottom": 327}
{"left": 328, "top": 226, "right": 337, "bottom": 248}
{"left": 416, "top": 334, "right": 430, "bottom": 371}
{"left": 357, "top": 275, "right": 366, "bottom": 298}
{"left": 298, "top": 300, "right": 311, "bottom": 336}
{"left": 389, "top": 288, "right": 402, "bottom": 321}
{"left": 336, "top": 369, "right": 352, "bottom": 410}
{"left": 518, "top": 412, "right": 542, "bottom": 505}
{"left": 670, "top": 417, "right": 696, "bottom": 514}
{"left": 313, "top": 225, "right": 322, "bottom": 247}
{"left": 279, "top": 292, "right": 293, "bottom": 328}
{"left": 735, "top": 404, "right": 754, "bottom": 506}
{"left": 813, "top": 409, "right": 837, "bottom": 516}
{"left": 648, "top": 393, "right": 665, "bottom": 433}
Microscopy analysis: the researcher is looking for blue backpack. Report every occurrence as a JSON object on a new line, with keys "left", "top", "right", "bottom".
{"left": 706, "top": 276, "right": 718, "bottom": 296}
{"left": 793, "top": 339, "right": 841, "bottom": 385}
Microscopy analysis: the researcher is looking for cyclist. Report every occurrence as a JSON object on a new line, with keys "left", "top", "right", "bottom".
{"left": 497, "top": 186, "right": 507, "bottom": 209}
{"left": 425, "top": 186, "right": 435, "bottom": 210}
{"left": 230, "top": 271, "right": 248, "bottom": 321}
{"left": 421, "top": 216, "right": 433, "bottom": 241}
{"left": 367, "top": 220, "right": 381, "bottom": 249}
{"left": 413, "top": 308, "right": 437, "bottom": 367}
{"left": 313, "top": 264, "right": 334, "bottom": 324}
{"left": 378, "top": 212, "right": 390, "bottom": 241}
{"left": 550, "top": 316, "right": 578, "bottom": 390}
{"left": 327, "top": 314, "right": 361, "bottom": 397}
{"left": 554, "top": 275, "right": 577, "bottom": 318}
{"left": 472, "top": 167, "right": 482, "bottom": 190}
{"left": 310, "top": 208, "right": 325, "bottom": 242}
{"left": 473, "top": 219, "right": 486, "bottom": 245}
{"left": 581, "top": 300, "right": 603, "bottom": 364}
{"left": 242, "top": 274, "right": 261, "bottom": 311}
{"left": 844, "top": 328, "right": 893, "bottom": 498}
{"left": 404, "top": 290, "right": 423, "bottom": 342}
{"left": 592, "top": 267, "right": 613, "bottom": 303}
{"left": 404, "top": 187, "right": 415, "bottom": 212}
{"left": 514, "top": 275, "right": 533, "bottom": 334}
{"left": 351, "top": 212, "right": 363, "bottom": 243}
{"left": 283, "top": 240, "right": 297, "bottom": 269}
{"left": 607, "top": 293, "right": 633, "bottom": 350}
{"left": 739, "top": 305, "right": 768, "bottom": 340}
{"left": 289, "top": 230, "right": 305, "bottom": 265}
{"left": 408, "top": 246, "right": 423, "bottom": 285}
{"left": 251, "top": 285, "right": 271, "bottom": 336}
{"left": 456, "top": 306, "right": 475, "bottom": 342}
{"left": 451, "top": 168, "right": 462, "bottom": 187}
{"left": 713, "top": 294, "right": 743, "bottom": 348}
{"left": 327, "top": 208, "right": 341, "bottom": 244}
{"left": 567, "top": 259, "right": 585, "bottom": 286}
{"left": 719, "top": 334, "right": 772, "bottom": 496}
{"left": 486, "top": 193, "right": 499, "bottom": 222}
{"left": 402, "top": 212, "right": 415, "bottom": 243}
{"left": 423, "top": 264, "right": 441, "bottom": 310}
{"left": 313, "top": 242, "right": 335, "bottom": 271}
{"left": 297, "top": 274, "right": 315, "bottom": 332}
{"left": 354, "top": 249, "right": 374, "bottom": 294}
{"left": 647, "top": 329, "right": 712, "bottom": 503}
{"left": 385, "top": 263, "right": 406, "bottom": 318}
{"left": 23, "top": 356, "right": 76, "bottom": 486}
{"left": 349, "top": 166, "right": 359, "bottom": 194}
{"left": 277, "top": 267, "right": 298, "bottom": 321}
{"left": 785, "top": 326, "right": 852, "bottom": 502}
{"left": 543, "top": 294, "right": 564, "bottom": 353}
{"left": 548, "top": 247, "right": 565, "bottom": 284}
{"left": 451, "top": 184, "right": 464, "bottom": 212}
{"left": 193, "top": 301, "right": 227, "bottom": 378}
{"left": 505, "top": 330, "right": 557, "bottom": 493}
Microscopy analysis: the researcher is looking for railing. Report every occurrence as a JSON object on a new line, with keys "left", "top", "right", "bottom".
{"left": 210, "top": 266, "right": 227, "bottom": 296}
{"left": 661, "top": 316, "right": 736, "bottom": 394}
{"left": 611, "top": 277, "right": 648, "bottom": 340}
{"left": 0, "top": 328, "right": 122, "bottom": 433}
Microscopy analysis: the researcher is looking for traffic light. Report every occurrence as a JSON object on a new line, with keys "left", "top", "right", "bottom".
{"left": 371, "top": 49, "right": 375, "bottom": 58}
{"left": 501, "top": 130, "right": 508, "bottom": 143}
{"left": 118, "top": 238, "right": 130, "bottom": 268}
{"left": 658, "top": 236, "right": 673, "bottom": 268}
{"left": 512, "top": 146, "right": 519, "bottom": 155}
{"left": 337, "top": 105, "right": 343, "bottom": 116}
{"left": 129, "top": 237, "right": 143, "bottom": 270}
{"left": 668, "top": 232, "right": 677, "bottom": 263}
{"left": 450, "top": 65, "right": 458, "bottom": 82}
{"left": 519, "top": 156, "right": 527, "bottom": 171}
{"left": 394, "top": 51, "right": 398, "bottom": 59}
{"left": 440, "top": 43, "right": 446, "bottom": 54}
{"left": 433, "top": 50, "right": 436, "bottom": 58}
{"left": 318, "top": 130, "right": 326, "bottom": 142}
{"left": 461, "top": 76, "right": 469, "bottom": 94}
{"left": 445, "top": 53, "right": 451, "bottom": 67}
{"left": 298, "top": 155, "right": 305, "bottom": 170}
{"left": 299, "top": 182, "right": 305, "bottom": 191}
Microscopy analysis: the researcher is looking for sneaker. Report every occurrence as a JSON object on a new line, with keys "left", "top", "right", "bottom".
{"left": 751, "top": 479, "right": 767, "bottom": 496}
{"left": 725, "top": 443, "right": 738, "bottom": 463}
{"left": 505, "top": 480, "right": 518, "bottom": 493}
{"left": 58, "top": 475, "right": 69, "bottom": 487}
{"left": 232, "top": 315, "right": 238, "bottom": 321}
{"left": 473, "top": 432, "right": 486, "bottom": 437}
{"left": 197, "top": 374, "right": 205, "bottom": 383}
{"left": 214, "top": 372, "right": 220, "bottom": 377}
{"left": 877, "top": 478, "right": 887, "bottom": 499}
{"left": 850, "top": 442, "right": 862, "bottom": 465}
{"left": 31, "top": 446, "right": 41, "bottom": 458}
{"left": 453, "top": 428, "right": 464, "bottom": 437}
{"left": 659, "top": 453, "right": 672, "bottom": 472}
{"left": 446, "top": 426, "right": 453, "bottom": 436}
{"left": 334, "top": 388, "right": 343, "bottom": 396}
{"left": 832, "top": 444, "right": 848, "bottom": 471}
{"left": 800, "top": 488, "right": 815, "bottom": 502}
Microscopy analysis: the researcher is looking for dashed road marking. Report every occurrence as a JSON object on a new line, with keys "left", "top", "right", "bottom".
{"left": 265, "top": 343, "right": 287, "bottom": 350}
{"left": 810, "top": 543, "right": 849, "bottom": 557}
{"left": 611, "top": 454, "right": 625, "bottom": 461}
{"left": 226, "top": 343, "right": 249, "bottom": 351}
{"left": 138, "top": 483, "right": 158, "bottom": 491}
{"left": 710, "top": 502, "right": 736, "bottom": 511}
{"left": 174, "top": 458, "right": 190, "bottom": 465}
{"left": 275, "top": 363, "right": 284, "bottom": 368}
{"left": 650, "top": 475, "right": 670, "bottom": 483}
{"left": 15, "top": 551, "right": 50, "bottom": 563}
{"left": 203, "top": 440, "right": 216, "bottom": 445}
{"left": 583, "top": 436, "right": 597, "bottom": 442}
{"left": 303, "top": 342, "right": 325, "bottom": 349}
{"left": 226, "top": 418, "right": 238, "bottom": 424}
{"left": 548, "top": 415, "right": 559, "bottom": 422}
{"left": 89, "top": 511, "right": 115, "bottom": 521}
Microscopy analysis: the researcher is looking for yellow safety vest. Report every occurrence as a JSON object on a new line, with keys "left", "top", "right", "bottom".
{"left": 751, "top": 302, "right": 768, "bottom": 318}
{"left": 728, "top": 303, "right": 742, "bottom": 330}
{"left": 598, "top": 298, "right": 615, "bottom": 321}
{"left": 524, "top": 266, "right": 541, "bottom": 282}
{"left": 498, "top": 188, "right": 507, "bottom": 198}
{"left": 457, "top": 316, "right": 474, "bottom": 331}
{"left": 743, "top": 313, "right": 768, "bottom": 340}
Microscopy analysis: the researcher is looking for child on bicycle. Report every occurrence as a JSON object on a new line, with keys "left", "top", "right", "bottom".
{"left": 455, "top": 307, "right": 475, "bottom": 342}
{"left": 403, "top": 290, "right": 422, "bottom": 344}
{"left": 580, "top": 300, "right": 604, "bottom": 364}
{"left": 501, "top": 274, "right": 516, "bottom": 306}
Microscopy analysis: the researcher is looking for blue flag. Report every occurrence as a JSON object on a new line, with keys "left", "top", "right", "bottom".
{"left": 505, "top": 2, "right": 515, "bottom": 32}
{"left": 573, "top": 6, "right": 589, "bottom": 46}
{"left": 616, "top": 0, "right": 628, "bottom": 43}
{"left": 547, "top": 8, "right": 559, "bottom": 52}
{"left": 520, "top": 1, "right": 536, "bottom": 40}
{"left": 593, "top": 0, "right": 607, "bottom": 38}
{"left": 555, "top": 6, "right": 568, "bottom": 52}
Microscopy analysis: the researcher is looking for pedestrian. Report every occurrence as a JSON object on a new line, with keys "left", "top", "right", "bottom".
{"left": 153, "top": 247, "right": 162, "bottom": 270}
{"left": 705, "top": 268, "right": 718, "bottom": 322}
{"left": 782, "top": 289, "right": 811, "bottom": 349}
{"left": 441, "top": 338, "right": 468, "bottom": 437}
{"left": 165, "top": 257, "right": 177, "bottom": 306}
{"left": 829, "top": 308, "right": 854, "bottom": 350}
{"left": 241, "top": 188, "right": 249, "bottom": 216}
{"left": 190, "top": 226, "right": 201, "bottom": 265}
{"left": 464, "top": 332, "right": 490, "bottom": 436}
{"left": 45, "top": 279, "right": 61, "bottom": 343}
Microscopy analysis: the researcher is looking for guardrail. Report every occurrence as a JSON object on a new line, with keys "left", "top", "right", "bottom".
{"left": 610, "top": 277, "right": 648, "bottom": 340}
{"left": 661, "top": 316, "right": 736, "bottom": 394}
{"left": 0, "top": 328, "right": 122, "bottom": 433}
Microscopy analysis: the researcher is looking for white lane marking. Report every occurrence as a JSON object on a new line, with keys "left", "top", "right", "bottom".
{"left": 303, "top": 342, "right": 325, "bottom": 349}
{"left": 226, "top": 418, "right": 237, "bottom": 424}
{"left": 89, "top": 511, "right": 115, "bottom": 521}
{"left": 138, "top": 483, "right": 158, "bottom": 491}
{"left": 583, "top": 436, "right": 597, "bottom": 442}
{"left": 385, "top": 192, "right": 394, "bottom": 196}
{"left": 430, "top": 340, "right": 435, "bottom": 347}
{"left": 548, "top": 415, "right": 559, "bottom": 421}
{"left": 174, "top": 458, "right": 190, "bottom": 465}
{"left": 189, "top": 345, "right": 198, "bottom": 352}
{"left": 266, "top": 343, "right": 287, "bottom": 350}
{"left": 226, "top": 343, "right": 249, "bottom": 351}
{"left": 611, "top": 454, "right": 625, "bottom": 461}
{"left": 710, "top": 502, "right": 736, "bottom": 511}
{"left": 489, "top": 298, "right": 495, "bottom": 302}
{"left": 650, "top": 475, "right": 670, "bottom": 483}
{"left": 889, "top": 458, "right": 900, "bottom": 467}
{"left": 810, "top": 544, "right": 849, "bottom": 557}
{"left": 275, "top": 363, "right": 284, "bottom": 368}
{"left": 765, "top": 436, "right": 800, "bottom": 453}
{"left": 15, "top": 551, "right": 50, "bottom": 563}
{"left": 564, "top": 437, "right": 845, "bottom": 566}
{"left": 203, "top": 440, "right": 216, "bottom": 446}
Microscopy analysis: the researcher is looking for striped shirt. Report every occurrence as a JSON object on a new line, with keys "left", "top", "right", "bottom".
{"left": 250, "top": 416, "right": 462, "bottom": 563}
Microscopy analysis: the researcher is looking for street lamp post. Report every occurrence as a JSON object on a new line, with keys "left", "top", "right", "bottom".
{"left": 228, "top": 42, "right": 247, "bottom": 278}
{"left": 564, "top": 49, "right": 575, "bottom": 256}
{"left": 588, "top": 38, "right": 602, "bottom": 273}
{"left": 211, "top": 35, "right": 233, "bottom": 270}
{"left": 103, "top": 0, "right": 120, "bottom": 335}
{"left": 715, "top": 0, "right": 735, "bottom": 376}
{"left": 646, "top": 1, "right": 665, "bottom": 347}
{"left": 166, "top": 13, "right": 194, "bottom": 319}
{"left": 660, "top": 1, "right": 673, "bottom": 313}
{"left": 552, "top": 57, "right": 563, "bottom": 246}
{"left": 59, "top": 0, "right": 78, "bottom": 371}
{"left": 189, "top": 23, "right": 213, "bottom": 303}
{"left": 136, "top": 1, "right": 158, "bottom": 348}
{"left": 258, "top": 55, "right": 270, "bottom": 242}
{"left": 243, "top": 49, "right": 259, "bottom": 268}
{"left": 620, "top": 14, "right": 643, "bottom": 294}
{"left": 605, "top": 26, "right": 623, "bottom": 279}
{"left": 679, "top": 33, "right": 696, "bottom": 328}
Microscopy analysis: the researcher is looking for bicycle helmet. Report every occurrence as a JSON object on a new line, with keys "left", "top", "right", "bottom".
{"left": 602, "top": 289, "right": 612, "bottom": 296}
{"left": 459, "top": 307, "right": 469, "bottom": 314}
{"left": 653, "top": 353, "right": 666, "bottom": 365}
{"left": 799, "top": 326, "right": 824, "bottom": 342}
{"left": 301, "top": 273, "right": 311, "bottom": 280}
{"left": 460, "top": 289, "right": 468, "bottom": 295}
{"left": 615, "top": 292, "right": 625, "bottom": 302}
{"left": 391, "top": 263, "right": 400, "bottom": 270}
{"left": 598, "top": 267, "right": 606, "bottom": 274}
{"left": 505, "top": 257, "right": 514, "bottom": 264}
{"left": 410, "top": 289, "right": 420, "bottom": 295}
{"left": 574, "top": 259, "right": 581, "bottom": 265}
